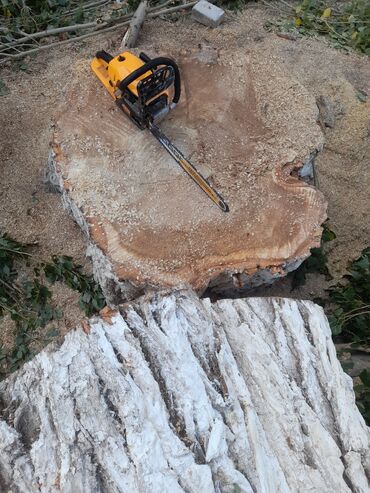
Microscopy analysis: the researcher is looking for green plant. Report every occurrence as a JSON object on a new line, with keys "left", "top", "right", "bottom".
{"left": 355, "top": 370, "right": 370, "bottom": 423}
{"left": 219, "top": 0, "right": 246, "bottom": 12}
{"left": 286, "top": 227, "right": 370, "bottom": 424}
{"left": 1, "top": 0, "right": 84, "bottom": 34}
{"left": 0, "top": 233, "right": 106, "bottom": 377}
{"left": 266, "top": 0, "right": 370, "bottom": 55}
{"left": 44, "top": 255, "right": 105, "bottom": 316}
{"left": 0, "top": 0, "right": 104, "bottom": 59}
{"left": 290, "top": 222, "right": 336, "bottom": 290}
{"left": 328, "top": 248, "right": 370, "bottom": 343}
{"left": 325, "top": 247, "right": 370, "bottom": 424}
{"left": 0, "top": 233, "right": 32, "bottom": 319}
{"left": 127, "top": 0, "right": 141, "bottom": 11}
{"left": 0, "top": 234, "right": 61, "bottom": 372}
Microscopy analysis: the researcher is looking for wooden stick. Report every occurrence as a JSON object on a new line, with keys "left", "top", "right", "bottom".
{"left": 1, "top": 21, "right": 101, "bottom": 49}
{"left": 0, "top": 21, "right": 129, "bottom": 62}
{"left": 121, "top": 0, "right": 148, "bottom": 49}
{"left": 0, "top": 0, "right": 189, "bottom": 51}
{"left": 0, "top": 2, "right": 196, "bottom": 63}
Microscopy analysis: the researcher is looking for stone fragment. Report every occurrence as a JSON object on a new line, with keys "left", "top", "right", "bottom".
{"left": 192, "top": 0, "right": 225, "bottom": 28}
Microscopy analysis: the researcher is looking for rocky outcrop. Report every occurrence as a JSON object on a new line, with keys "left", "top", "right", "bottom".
{"left": 0, "top": 291, "right": 368, "bottom": 492}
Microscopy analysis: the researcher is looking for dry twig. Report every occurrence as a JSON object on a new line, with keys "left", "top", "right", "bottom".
{"left": 121, "top": 0, "right": 148, "bottom": 49}
{"left": 0, "top": 2, "right": 196, "bottom": 63}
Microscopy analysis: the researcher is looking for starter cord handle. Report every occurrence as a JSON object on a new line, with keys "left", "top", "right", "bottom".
{"left": 118, "top": 57, "right": 181, "bottom": 104}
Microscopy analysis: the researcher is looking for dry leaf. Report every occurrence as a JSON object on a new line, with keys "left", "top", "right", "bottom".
{"left": 321, "top": 7, "right": 332, "bottom": 19}
{"left": 99, "top": 306, "right": 116, "bottom": 325}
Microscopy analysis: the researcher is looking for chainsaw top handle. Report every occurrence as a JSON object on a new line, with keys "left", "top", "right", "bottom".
{"left": 118, "top": 56, "right": 181, "bottom": 104}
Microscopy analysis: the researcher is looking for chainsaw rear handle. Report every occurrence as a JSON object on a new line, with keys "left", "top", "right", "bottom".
{"left": 95, "top": 50, "right": 113, "bottom": 64}
{"left": 118, "top": 56, "right": 181, "bottom": 104}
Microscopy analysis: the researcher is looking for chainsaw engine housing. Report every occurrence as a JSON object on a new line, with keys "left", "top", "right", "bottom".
{"left": 91, "top": 50, "right": 181, "bottom": 129}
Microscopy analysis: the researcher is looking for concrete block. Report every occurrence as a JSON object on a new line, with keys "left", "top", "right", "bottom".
{"left": 192, "top": 0, "right": 225, "bottom": 28}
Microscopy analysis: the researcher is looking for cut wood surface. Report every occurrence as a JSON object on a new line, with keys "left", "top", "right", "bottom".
{"left": 0, "top": 291, "right": 369, "bottom": 492}
{"left": 51, "top": 40, "right": 327, "bottom": 300}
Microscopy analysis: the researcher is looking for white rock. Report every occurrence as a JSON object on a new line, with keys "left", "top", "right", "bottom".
{"left": 192, "top": 0, "right": 225, "bottom": 28}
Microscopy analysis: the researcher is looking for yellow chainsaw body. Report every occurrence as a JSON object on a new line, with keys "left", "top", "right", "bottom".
{"left": 90, "top": 50, "right": 229, "bottom": 212}
{"left": 91, "top": 51, "right": 151, "bottom": 100}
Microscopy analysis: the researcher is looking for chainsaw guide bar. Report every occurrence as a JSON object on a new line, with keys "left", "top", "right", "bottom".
{"left": 91, "top": 49, "right": 229, "bottom": 213}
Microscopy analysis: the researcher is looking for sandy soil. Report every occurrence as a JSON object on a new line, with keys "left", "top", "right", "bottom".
{"left": 0, "top": 3, "right": 369, "bottom": 358}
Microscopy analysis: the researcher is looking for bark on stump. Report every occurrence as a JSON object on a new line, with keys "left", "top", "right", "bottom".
{"left": 50, "top": 45, "right": 327, "bottom": 302}
{"left": 0, "top": 291, "right": 369, "bottom": 492}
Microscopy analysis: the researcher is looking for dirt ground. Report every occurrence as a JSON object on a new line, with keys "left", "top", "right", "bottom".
{"left": 0, "top": 3, "right": 369, "bottom": 359}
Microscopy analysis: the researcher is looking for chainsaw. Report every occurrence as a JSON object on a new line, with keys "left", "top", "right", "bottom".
{"left": 91, "top": 50, "right": 229, "bottom": 213}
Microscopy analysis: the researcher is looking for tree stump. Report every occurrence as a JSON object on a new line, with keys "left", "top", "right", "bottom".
{"left": 51, "top": 47, "right": 326, "bottom": 301}
{"left": 0, "top": 292, "right": 368, "bottom": 492}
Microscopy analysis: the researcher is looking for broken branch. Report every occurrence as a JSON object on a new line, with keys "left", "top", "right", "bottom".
{"left": 0, "top": 2, "right": 197, "bottom": 63}
{"left": 121, "top": 0, "right": 148, "bottom": 49}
